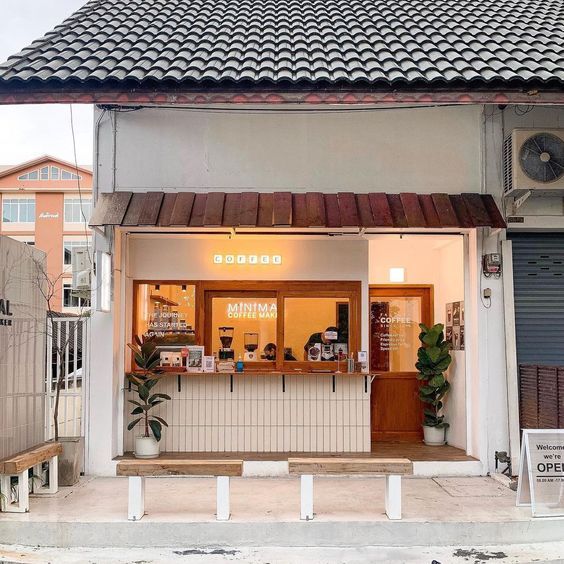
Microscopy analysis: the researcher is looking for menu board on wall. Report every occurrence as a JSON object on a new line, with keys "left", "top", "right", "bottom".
{"left": 517, "top": 429, "right": 564, "bottom": 517}
{"left": 445, "top": 301, "right": 464, "bottom": 351}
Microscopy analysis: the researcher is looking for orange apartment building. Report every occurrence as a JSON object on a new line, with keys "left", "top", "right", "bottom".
{"left": 0, "top": 155, "right": 92, "bottom": 311}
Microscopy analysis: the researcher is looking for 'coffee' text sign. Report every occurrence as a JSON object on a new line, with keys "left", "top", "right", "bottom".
{"left": 517, "top": 429, "right": 564, "bottom": 517}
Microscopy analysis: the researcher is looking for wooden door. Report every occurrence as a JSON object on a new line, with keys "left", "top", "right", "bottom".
{"left": 369, "top": 286, "right": 433, "bottom": 442}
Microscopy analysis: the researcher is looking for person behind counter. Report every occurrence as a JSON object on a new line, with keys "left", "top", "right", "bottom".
{"left": 263, "top": 343, "right": 296, "bottom": 361}
{"left": 304, "top": 326, "right": 340, "bottom": 360}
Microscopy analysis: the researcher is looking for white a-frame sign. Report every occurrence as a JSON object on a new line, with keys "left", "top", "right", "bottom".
{"left": 517, "top": 429, "right": 564, "bottom": 517}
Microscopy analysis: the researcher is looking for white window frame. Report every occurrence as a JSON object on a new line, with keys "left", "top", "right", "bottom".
{"left": 2, "top": 197, "right": 36, "bottom": 223}
{"left": 63, "top": 282, "right": 91, "bottom": 310}
{"left": 64, "top": 197, "right": 92, "bottom": 223}
{"left": 63, "top": 238, "right": 91, "bottom": 267}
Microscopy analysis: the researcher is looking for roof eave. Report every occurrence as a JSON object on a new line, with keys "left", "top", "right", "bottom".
{"left": 0, "top": 82, "right": 563, "bottom": 106}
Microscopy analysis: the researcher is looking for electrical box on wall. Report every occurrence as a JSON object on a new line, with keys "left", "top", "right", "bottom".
{"left": 483, "top": 254, "right": 502, "bottom": 278}
{"left": 71, "top": 247, "right": 92, "bottom": 295}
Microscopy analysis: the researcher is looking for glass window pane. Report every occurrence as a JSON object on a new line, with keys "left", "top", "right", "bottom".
{"left": 28, "top": 170, "right": 38, "bottom": 180}
{"left": 284, "top": 297, "right": 349, "bottom": 361}
{"left": 210, "top": 295, "right": 277, "bottom": 361}
{"left": 370, "top": 296, "right": 422, "bottom": 372}
{"left": 40, "top": 166, "right": 49, "bottom": 180}
{"left": 51, "top": 166, "right": 59, "bottom": 180}
{"left": 135, "top": 284, "right": 197, "bottom": 359}
{"left": 61, "top": 170, "right": 72, "bottom": 180}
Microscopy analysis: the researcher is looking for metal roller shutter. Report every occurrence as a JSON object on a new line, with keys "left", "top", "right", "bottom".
{"left": 509, "top": 233, "right": 564, "bottom": 366}
{"left": 509, "top": 233, "right": 564, "bottom": 429}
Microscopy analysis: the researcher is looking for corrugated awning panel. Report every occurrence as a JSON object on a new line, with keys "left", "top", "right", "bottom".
{"left": 89, "top": 191, "right": 506, "bottom": 229}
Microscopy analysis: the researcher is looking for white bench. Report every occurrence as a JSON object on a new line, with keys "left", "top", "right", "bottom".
{"left": 0, "top": 442, "right": 62, "bottom": 513}
{"left": 116, "top": 458, "right": 244, "bottom": 521}
{"left": 288, "top": 457, "right": 413, "bottom": 520}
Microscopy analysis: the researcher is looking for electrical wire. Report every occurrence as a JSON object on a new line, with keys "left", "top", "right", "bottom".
{"left": 69, "top": 104, "right": 93, "bottom": 266}
{"left": 101, "top": 102, "right": 464, "bottom": 115}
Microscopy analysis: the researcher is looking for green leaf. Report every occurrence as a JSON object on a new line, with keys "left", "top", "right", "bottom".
{"left": 138, "top": 384, "right": 149, "bottom": 401}
{"left": 149, "top": 419, "right": 162, "bottom": 442}
{"left": 148, "top": 393, "right": 172, "bottom": 403}
{"left": 428, "top": 374, "right": 445, "bottom": 388}
{"left": 151, "top": 415, "right": 169, "bottom": 427}
{"left": 127, "top": 418, "right": 141, "bottom": 431}
{"left": 128, "top": 399, "right": 143, "bottom": 407}
{"left": 427, "top": 346, "right": 441, "bottom": 363}
{"left": 131, "top": 406, "right": 144, "bottom": 415}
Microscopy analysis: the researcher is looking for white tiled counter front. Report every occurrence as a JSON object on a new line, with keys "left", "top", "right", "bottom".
{"left": 123, "top": 373, "right": 371, "bottom": 453}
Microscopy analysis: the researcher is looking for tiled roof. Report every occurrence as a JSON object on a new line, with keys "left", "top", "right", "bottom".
{"left": 1, "top": 0, "right": 564, "bottom": 89}
{"left": 89, "top": 191, "right": 506, "bottom": 229}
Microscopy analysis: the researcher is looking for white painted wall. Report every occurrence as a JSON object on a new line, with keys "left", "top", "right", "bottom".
{"left": 368, "top": 235, "right": 467, "bottom": 450}
{"left": 0, "top": 236, "right": 46, "bottom": 460}
{"left": 96, "top": 105, "right": 482, "bottom": 194}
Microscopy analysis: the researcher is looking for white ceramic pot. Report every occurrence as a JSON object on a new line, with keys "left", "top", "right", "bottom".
{"left": 423, "top": 425, "right": 446, "bottom": 446}
{"left": 134, "top": 436, "right": 160, "bottom": 459}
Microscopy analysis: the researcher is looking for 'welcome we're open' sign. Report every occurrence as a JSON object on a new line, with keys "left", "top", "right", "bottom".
{"left": 517, "top": 429, "right": 564, "bottom": 517}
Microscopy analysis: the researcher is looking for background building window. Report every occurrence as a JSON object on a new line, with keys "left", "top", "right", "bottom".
{"left": 40, "top": 166, "right": 49, "bottom": 180}
{"left": 63, "top": 283, "right": 91, "bottom": 308}
{"left": 50, "top": 166, "right": 59, "bottom": 180}
{"left": 64, "top": 198, "right": 92, "bottom": 223}
{"left": 2, "top": 198, "right": 35, "bottom": 222}
{"left": 61, "top": 169, "right": 81, "bottom": 180}
{"left": 63, "top": 239, "right": 91, "bottom": 265}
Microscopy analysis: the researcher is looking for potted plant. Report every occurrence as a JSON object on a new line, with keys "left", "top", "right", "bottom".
{"left": 127, "top": 335, "right": 171, "bottom": 459}
{"left": 416, "top": 323, "right": 452, "bottom": 446}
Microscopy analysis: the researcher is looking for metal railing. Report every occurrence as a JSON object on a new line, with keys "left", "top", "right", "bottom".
{"left": 45, "top": 316, "right": 89, "bottom": 440}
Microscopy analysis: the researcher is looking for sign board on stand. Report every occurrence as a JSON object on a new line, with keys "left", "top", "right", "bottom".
{"left": 517, "top": 429, "right": 564, "bottom": 517}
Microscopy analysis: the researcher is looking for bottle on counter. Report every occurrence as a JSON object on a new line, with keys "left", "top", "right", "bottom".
{"left": 347, "top": 355, "right": 355, "bottom": 373}
{"left": 236, "top": 355, "right": 244, "bottom": 373}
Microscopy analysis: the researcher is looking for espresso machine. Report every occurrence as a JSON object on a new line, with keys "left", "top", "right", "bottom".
{"left": 218, "top": 326, "right": 235, "bottom": 361}
{"left": 244, "top": 332, "right": 259, "bottom": 361}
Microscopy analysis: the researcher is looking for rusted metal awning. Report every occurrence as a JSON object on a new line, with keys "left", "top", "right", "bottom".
{"left": 89, "top": 191, "right": 506, "bottom": 229}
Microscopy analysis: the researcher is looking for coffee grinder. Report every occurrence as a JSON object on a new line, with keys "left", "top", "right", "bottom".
{"left": 243, "top": 332, "right": 259, "bottom": 361}
{"left": 218, "top": 326, "right": 235, "bottom": 361}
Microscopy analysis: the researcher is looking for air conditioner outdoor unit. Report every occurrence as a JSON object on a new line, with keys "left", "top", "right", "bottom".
{"left": 503, "top": 129, "right": 564, "bottom": 197}
{"left": 71, "top": 247, "right": 92, "bottom": 294}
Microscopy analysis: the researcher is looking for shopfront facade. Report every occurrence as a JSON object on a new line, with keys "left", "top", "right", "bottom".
{"left": 79, "top": 102, "right": 512, "bottom": 477}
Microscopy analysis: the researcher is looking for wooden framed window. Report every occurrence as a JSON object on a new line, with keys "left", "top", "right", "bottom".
{"left": 133, "top": 280, "right": 361, "bottom": 372}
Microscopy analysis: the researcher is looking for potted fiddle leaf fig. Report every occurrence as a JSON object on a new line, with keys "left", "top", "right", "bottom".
{"left": 416, "top": 323, "right": 452, "bottom": 446}
{"left": 127, "top": 335, "right": 171, "bottom": 459}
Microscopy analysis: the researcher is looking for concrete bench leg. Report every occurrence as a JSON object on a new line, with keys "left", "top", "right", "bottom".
{"left": 32, "top": 456, "right": 58, "bottom": 495}
{"left": 300, "top": 474, "right": 314, "bottom": 520}
{"left": 216, "top": 476, "right": 230, "bottom": 521}
{"left": 385, "top": 475, "right": 402, "bottom": 520}
{"left": 0, "top": 471, "right": 29, "bottom": 513}
{"left": 128, "top": 476, "right": 145, "bottom": 521}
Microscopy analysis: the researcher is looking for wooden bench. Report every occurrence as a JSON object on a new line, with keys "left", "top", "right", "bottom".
{"left": 288, "top": 457, "right": 413, "bottom": 520}
{"left": 116, "top": 459, "right": 244, "bottom": 521}
{"left": 0, "top": 442, "right": 63, "bottom": 513}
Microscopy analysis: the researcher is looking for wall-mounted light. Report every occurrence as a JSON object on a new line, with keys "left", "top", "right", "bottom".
{"left": 155, "top": 284, "right": 160, "bottom": 291}
{"left": 389, "top": 267, "right": 405, "bottom": 283}
{"left": 181, "top": 285, "right": 187, "bottom": 292}
{"left": 96, "top": 251, "right": 112, "bottom": 312}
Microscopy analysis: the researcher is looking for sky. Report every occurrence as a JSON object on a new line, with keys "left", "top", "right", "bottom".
{"left": 0, "top": 0, "right": 93, "bottom": 165}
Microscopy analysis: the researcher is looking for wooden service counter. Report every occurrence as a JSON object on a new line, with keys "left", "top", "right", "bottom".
{"left": 124, "top": 372, "right": 371, "bottom": 453}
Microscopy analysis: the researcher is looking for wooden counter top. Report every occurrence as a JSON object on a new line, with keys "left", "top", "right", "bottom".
{"left": 129, "top": 370, "right": 371, "bottom": 377}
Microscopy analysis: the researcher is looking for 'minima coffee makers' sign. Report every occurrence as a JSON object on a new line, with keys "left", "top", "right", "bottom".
{"left": 0, "top": 298, "right": 13, "bottom": 326}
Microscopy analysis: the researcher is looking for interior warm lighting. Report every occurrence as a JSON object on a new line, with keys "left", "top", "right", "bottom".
{"left": 389, "top": 267, "right": 405, "bottom": 283}
{"left": 181, "top": 285, "right": 187, "bottom": 292}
